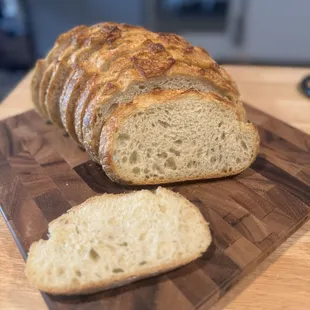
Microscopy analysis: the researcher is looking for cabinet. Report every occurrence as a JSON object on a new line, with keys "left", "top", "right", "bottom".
{"left": 182, "top": 0, "right": 310, "bottom": 64}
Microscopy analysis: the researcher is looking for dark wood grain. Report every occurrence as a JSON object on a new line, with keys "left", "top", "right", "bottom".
{"left": 0, "top": 107, "right": 309, "bottom": 310}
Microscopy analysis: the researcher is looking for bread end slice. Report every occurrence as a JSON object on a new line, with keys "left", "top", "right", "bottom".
{"left": 25, "top": 187, "right": 211, "bottom": 295}
{"left": 100, "top": 89, "right": 259, "bottom": 185}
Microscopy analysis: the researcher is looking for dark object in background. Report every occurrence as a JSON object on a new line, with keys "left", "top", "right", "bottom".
{"left": 300, "top": 75, "right": 310, "bottom": 98}
{"left": 0, "top": 0, "right": 34, "bottom": 70}
{"left": 146, "top": 0, "right": 229, "bottom": 33}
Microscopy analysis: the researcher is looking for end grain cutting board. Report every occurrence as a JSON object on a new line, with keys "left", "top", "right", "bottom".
{"left": 0, "top": 104, "right": 309, "bottom": 310}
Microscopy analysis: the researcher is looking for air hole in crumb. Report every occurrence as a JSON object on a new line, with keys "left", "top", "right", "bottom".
{"left": 144, "top": 168, "right": 150, "bottom": 174}
{"left": 139, "top": 232, "right": 146, "bottom": 241}
{"left": 75, "top": 270, "right": 82, "bottom": 277}
{"left": 219, "top": 155, "right": 223, "bottom": 162}
{"left": 211, "top": 148, "right": 215, "bottom": 152}
{"left": 210, "top": 156, "right": 216, "bottom": 164}
{"left": 236, "top": 157, "right": 241, "bottom": 163}
{"left": 65, "top": 220, "right": 69, "bottom": 224}
{"left": 221, "top": 132, "right": 226, "bottom": 140}
{"left": 113, "top": 268, "right": 124, "bottom": 273}
{"left": 158, "top": 152, "right": 168, "bottom": 159}
{"left": 241, "top": 140, "right": 248, "bottom": 150}
{"left": 218, "top": 121, "right": 223, "bottom": 127}
{"left": 117, "top": 133, "right": 130, "bottom": 142}
{"left": 158, "top": 120, "right": 170, "bottom": 128}
{"left": 228, "top": 167, "right": 233, "bottom": 172}
{"left": 133, "top": 167, "right": 140, "bottom": 174}
{"left": 187, "top": 161, "right": 197, "bottom": 168}
{"left": 95, "top": 272, "right": 102, "bottom": 278}
{"left": 152, "top": 163, "right": 163, "bottom": 174}
{"left": 140, "top": 261, "right": 147, "bottom": 265}
{"left": 122, "top": 156, "right": 127, "bottom": 163}
{"left": 119, "top": 242, "right": 128, "bottom": 246}
{"left": 159, "top": 204, "right": 166, "bottom": 213}
{"left": 174, "top": 139, "right": 182, "bottom": 145}
{"left": 129, "top": 151, "right": 138, "bottom": 164}
{"left": 89, "top": 248, "right": 100, "bottom": 261}
{"left": 57, "top": 268, "right": 64, "bottom": 276}
{"left": 75, "top": 227, "right": 80, "bottom": 234}
{"left": 169, "top": 148, "right": 180, "bottom": 156}
{"left": 165, "top": 157, "right": 176, "bottom": 170}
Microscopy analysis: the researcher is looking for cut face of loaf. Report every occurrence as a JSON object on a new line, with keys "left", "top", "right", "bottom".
{"left": 83, "top": 72, "right": 236, "bottom": 162}
{"left": 25, "top": 187, "right": 211, "bottom": 295}
{"left": 100, "top": 90, "right": 259, "bottom": 185}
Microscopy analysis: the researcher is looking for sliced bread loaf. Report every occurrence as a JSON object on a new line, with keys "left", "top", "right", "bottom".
{"left": 25, "top": 187, "right": 211, "bottom": 295}
{"left": 99, "top": 90, "right": 259, "bottom": 185}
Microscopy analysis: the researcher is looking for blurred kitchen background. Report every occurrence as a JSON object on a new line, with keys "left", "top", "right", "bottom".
{"left": 0, "top": 0, "right": 310, "bottom": 101}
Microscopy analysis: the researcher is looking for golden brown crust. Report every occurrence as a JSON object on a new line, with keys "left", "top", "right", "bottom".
{"left": 31, "top": 59, "right": 46, "bottom": 117}
{"left": 99, "top": 89, "right": 259, "bottom": 185}
{"left": 31, "top": 26, "right": 88, "bottom": 119}
{"left": 43, "top": 24, "right": 115, "bottom": 127}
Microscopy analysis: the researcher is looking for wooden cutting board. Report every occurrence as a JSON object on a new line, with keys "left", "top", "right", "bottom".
{"left": 0, "top": 104, "right": 309, "bottom": 310}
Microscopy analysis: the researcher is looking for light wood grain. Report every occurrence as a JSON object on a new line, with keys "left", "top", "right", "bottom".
{"left": 0, "top": 65, "right": 310, "bottom": 310}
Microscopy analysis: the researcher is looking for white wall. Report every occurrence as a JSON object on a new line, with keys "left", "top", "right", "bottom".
{"left": 243, "top": 0, "right": 310, "bottom": 62}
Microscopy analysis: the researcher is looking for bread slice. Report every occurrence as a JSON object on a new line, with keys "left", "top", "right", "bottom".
{"left": 99, "top": 90, "right": 259, "bottom": 185}
{"left": 38, "top": 64, "right": 54, "bottom": 117}
{"left": 74, "top": 75, "right": 100, "bottom": 145}
{"left": 25, "top": 187, "right": 211, "bottom": 295}
{"left": 59, "top": 68, "right": 85, "bottom": 140}
{"left": 31, "top": 59, "right": 47, "bottom": 117}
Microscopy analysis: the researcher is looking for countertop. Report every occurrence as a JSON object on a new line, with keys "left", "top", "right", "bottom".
{"left": 0, "top": 65, "right": 310, "bottom": 310}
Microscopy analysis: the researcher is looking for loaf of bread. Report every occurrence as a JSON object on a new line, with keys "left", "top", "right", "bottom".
{"left": 25, "top": 188, "right": 211, "bottom": 295}
{"left": 31, "top": 22, "right": 259, "bottom": 185}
